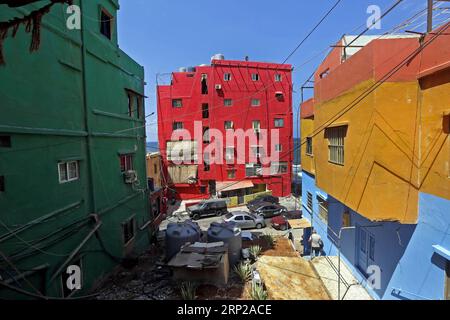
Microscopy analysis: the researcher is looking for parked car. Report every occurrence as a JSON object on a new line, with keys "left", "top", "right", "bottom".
{"left": 271, "top": 210, "right": 303, "bottom": 231}
{"left": 246, "top": 195, "right": 279, "bottom": 211}
{"left": 223, "top": 211, "right": 266, "bottom": 229}
{"left": 249, "top": 202, "right": 287, "bottom": 219}
{"left": 187, "top": 199, "right": 228, "bottom": 220}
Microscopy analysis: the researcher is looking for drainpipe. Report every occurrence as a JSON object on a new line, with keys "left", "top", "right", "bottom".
{"left": 79, "top": 0, "right": 97, "bottom": 213}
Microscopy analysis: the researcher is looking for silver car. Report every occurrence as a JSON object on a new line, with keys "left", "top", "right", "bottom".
{"left": 223, "top": 211, "right": 266, "bottom": 229}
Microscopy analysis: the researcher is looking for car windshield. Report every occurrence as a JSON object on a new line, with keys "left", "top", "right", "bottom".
{"left": 225, "top": 213, "right": 233, "bottom": 219}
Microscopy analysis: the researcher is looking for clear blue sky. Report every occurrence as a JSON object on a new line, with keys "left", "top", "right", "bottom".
{"left": 117, "top": 0, "right": 428, "bottom": 141}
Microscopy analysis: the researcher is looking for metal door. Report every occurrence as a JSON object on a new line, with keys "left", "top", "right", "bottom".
{"left": 357, "top": 226, "right": 375, "bottom": 276}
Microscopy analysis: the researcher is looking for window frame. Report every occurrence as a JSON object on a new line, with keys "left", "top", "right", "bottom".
{"left": 326, "top": 125, "right": 347, "bottom": 166}
{"left": 317, "top": 195, "right": 329, "bottom": 224}
{"left": 251, "top": 73, "right": 260, "bottom": 81}
{"left": 120, "top": 154, "right": 134, "bottom": 172}
{"left": 100, "top": 7, "right": 114, "bottom": 40}
{"left": 122, "top": 216, "right": 136, "bottom": 246}
{"left": 251, "top": 98, "right": 261, "bottom": 107}
{"left": 274, "top": 118, "right": 285, "bottom": 128}
{"left": 224, "top": 99, "right": 233, "bottom": 107}
{"left": 58, "top": 161, "right": 79, "bottom": 184}
{"left": 275, "top": 74, "right": 282, "bottom": 82}
{"left": 306, "top": 137, "right": 313, "bottom": 156}
{"left": 172, "top": 99, "right": 182, "bottom": 108}
{"left": 173, "top": 121, "right": 183, "bottom": 131}
{"left": 275, "top": 144, "right": 282, "bottom": 152}
{"left": 306, "top": 192, "right": 313, "bottom": 212}
{"left": 224, "top": 73, "right": 231, "bottom": 81}
{"left": 224, "top": 121, "right": 234, "bottom": 130}
{"left": 270, "top": 161, "right": 288, "bottom": 175}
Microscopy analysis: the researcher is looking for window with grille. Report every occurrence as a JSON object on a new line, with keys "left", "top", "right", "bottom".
{"left": 274, "top": 118, "right": 284, "bottom": 128}
{"left": 58, "top": 161, "right": 79, "bottom": 184}
{"left": 173, "top": 122, "right": 183, "bottom": 130}
{"left": 251, "top": 99, "right": 260, "bottom": 107}
{"left": 317, "top": 195, "right": 328, "bottom": 223}
{"left": 270, "top": 162, "right": 288, "bottom": 175}
{"left": 306, "top": 192, "right": 313, "bottom": 212}
{"left": 246, "top": 163, "right": 262, "bottom": 177}
{"left": 326, "top": 125, "right": 347, "bottom": 165}
{"left": 306, "top": 137, "right": 313, "bottom": 155}
{"left": 172, "top": 99, "right": 182, "bottom": 108}
{"left": 120, "top": 154, "right": 133, "bottom": 172}
{"left": 122, "top": 217, "right": 135, "bottom": 245}
{"left": 225, "top": 121, "right": 234, "bottom": 130}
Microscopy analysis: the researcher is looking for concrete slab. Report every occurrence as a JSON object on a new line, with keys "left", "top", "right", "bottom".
{"left": 257, "top": 256, "right": 330, "bottom": 300}
{"left": 310, "top": 256, "right": 373, "bottom": 300}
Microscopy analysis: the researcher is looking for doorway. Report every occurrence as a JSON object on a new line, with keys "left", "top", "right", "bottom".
{"left": 357, "top": 226, "right": 375, "bottom": 276}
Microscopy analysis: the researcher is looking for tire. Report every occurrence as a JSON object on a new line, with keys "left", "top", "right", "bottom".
{"left": 192, "top": 213, "right": 200, "bottom": 220}
{"left": 256, "top": 223, "right": 263, "bottom": 229}
{"left": 280, "top": 225, "right": 287, "bottom": 231}
{"left": 216, "top": 210, "right": 223, "bottom": 217}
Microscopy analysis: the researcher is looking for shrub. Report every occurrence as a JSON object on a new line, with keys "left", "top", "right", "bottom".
{"left": 233, "top": 262, "right": 252, "bottom": 283}
{"left": 250, "top": 284, "right": 268, "bottom": 300}
{"left": 249, "top": 245, "right": 262, "bottom": 260}
{"left": 180, "top": 282, "right": 197, "bottom": 300}
{"left": 261, "top": 234, "right": 276, "bottom": 247}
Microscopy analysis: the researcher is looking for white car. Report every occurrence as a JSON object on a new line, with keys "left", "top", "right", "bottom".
{"left": 223, "top": 211, "right": 266, "bottom": 229}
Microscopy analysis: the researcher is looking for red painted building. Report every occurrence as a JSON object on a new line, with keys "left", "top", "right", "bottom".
{"left": 157, "top": 55, "right": 293, "bottom": 201}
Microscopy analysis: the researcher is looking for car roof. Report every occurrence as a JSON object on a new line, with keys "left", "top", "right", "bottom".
{"left": 231, "top": 211, "right": 249, "bottom": 216}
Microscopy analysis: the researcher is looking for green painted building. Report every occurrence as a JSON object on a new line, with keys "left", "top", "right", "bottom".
{"left": 0, "top": 0, "right": 151, "bottom": 299}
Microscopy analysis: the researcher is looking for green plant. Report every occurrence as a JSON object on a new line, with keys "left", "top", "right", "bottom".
{"left": 250, "top": 284, "right": 268, "bottom": 300}
{"left": 249, "top": 245, "right": 262, "bottom": 260}
{"left": 180, "top": 282, "right": 197, "bottom": 300}
{"left": 261, "top": 234, "right": 276, "bottom": 247}
{"left": 233, "top": 262, "right": 252, "bottom": 283}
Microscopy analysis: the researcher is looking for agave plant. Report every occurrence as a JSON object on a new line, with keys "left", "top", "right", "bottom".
{"left": 180, "top": 282, "right": 197, "bottom": 300}
{"left": 250, "top": 283, "right": 268, "bottom": 300}
{"left": 261, "top": 234, "right": 276, "bottom": 247}
{"left": 249, "top": 245, "right": 262, "bottom": 261}
{"left": 233, "top": 262, "right": 252, "bottom": 283}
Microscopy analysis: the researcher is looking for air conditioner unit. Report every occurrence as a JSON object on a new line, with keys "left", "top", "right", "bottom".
{"left": 215, "top": 84, "right": 222, "bottom": 90}
{"left": 124, "top": 170, "right": 138, "bottom": 184}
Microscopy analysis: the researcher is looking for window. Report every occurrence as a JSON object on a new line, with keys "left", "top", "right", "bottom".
{"left": 326, "top": 125, "right": 347, "bottom": 165}
{"left": 224, "top": 99, "right": 233, "bottom": 107}
{"left": 275, "top": 144, "right": 282, "bottom": 152}
{"left": 154, "top": 164, "right": 157, "bottom": 175}
{"left": 252, "top": 120, "right": 261, "bottom": 132}
{"left": 235, "top": 216, "right": 244, "bottom": 221}
{"left": 227, "top": 169, "right": 236, "bottom": 179}
{"left": 251, "top": 146, "right": 264, "bottom": 158}
{"left": 246, "top": 163, "right": 262, "bottom": 177}
{"left": 225, "top": 121, "right": 234, "bottom": 130}
{"left": 251, "top": 99, "right": 260, "bottom": 107}
{"left": 100, "top": 9, "right": 113, "bottom": 40}
{"left": 200, "top": 186, "right": 207, "bottom": 194}
{"left": 369, "top": 235, "right": 375, "bottom": 261}
{"left": 172, "top": 99, "right": 182, "bottom": 108}
{"left": 0, "top": 136, "right": 11, "bottom": 148}
{"left": 201, "top": 74, "right": 208, "bottom": 95}
{"left": 306, "top": 192, "right": 313, "bottom": 212}
{"left": 61, "top": 258, "right": 82, "bottom": 298}
{"left": 120, "top": 154, "right": 133, "bottom": 172}
{"left": 204, "top": 162, "right": 210, "bottom": 172}
{"left": 202, "top": 103, "right": 209, "bottom": 118}
{"left": 275, "top": 74, "right": 282, "bottom": 82}
{"left": 173, "top": 122, "right": 183, "bottom": 130}
{"left": 122, "top": 217, "right": 135, "bottom": 245}
{"left": 0, "top": 176, "right": 4, "bottom": 192}
{"left": 167, "top": 140, "right": 198, "bottom": 162}
{"left": 274, "top": 118, "right": 284, "bottom": 128}
{"left": 58, "top": 161, "right": 79, "bottom": 184}
{"left": 203, "top": 127, "right": 210, "bottom": 143}
{"left": 342, "top": 209, "right": 351, "bottom": 227}
{"left": 317, "top": 195, "right": 328, "bottom": 224}
{"left": 126, "top": 91, "right": 143, "bottom": 118}
{"left": 251, "top": 73, "right": 260, "bottom": 81}
{"left": 224, "top": 73, "right": 231, "bottom": 81}
{"left": 270, "top": 162, "right": 288, "bottom": 175}
{"left": 225, "top": 147, "right": 235, "bottom": 163}
{"left": 306, "top": 137, "right": 313, "bottom": 156}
